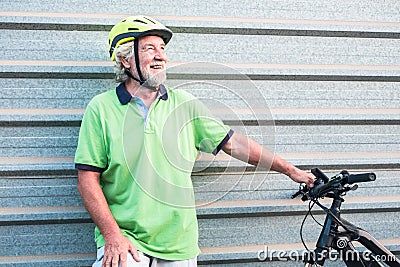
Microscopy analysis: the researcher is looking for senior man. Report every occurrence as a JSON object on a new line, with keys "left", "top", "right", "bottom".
{"left": 75, "top": 15, "right": 315, "bottom": 267}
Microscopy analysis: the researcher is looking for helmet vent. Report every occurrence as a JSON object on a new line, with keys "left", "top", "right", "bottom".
{"left": 133, "top": 19, "right": 147, "bottom": 24}
{"left": 128, "top": 27, "right": 139, "bottom": 31}
{"left": 144, "top": 17, "right": 156, "bottom": 24}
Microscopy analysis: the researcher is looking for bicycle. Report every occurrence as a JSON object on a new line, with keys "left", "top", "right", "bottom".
{"left": 292, "top": 168, "right": 400, "bottom": 266}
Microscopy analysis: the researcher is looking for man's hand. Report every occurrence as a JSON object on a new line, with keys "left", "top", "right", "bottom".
{"left": 102, "top": 233, "right": 140, "bottom": 267}
{"left": 288, "top": 168, "right": 316, "bottom": 188}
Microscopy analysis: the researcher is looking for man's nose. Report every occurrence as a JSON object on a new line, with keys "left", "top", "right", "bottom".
{"left": 154, "top": 48, "right": 167, "bottom": 61}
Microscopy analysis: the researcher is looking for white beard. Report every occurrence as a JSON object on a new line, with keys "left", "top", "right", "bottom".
{"left": 142, "top": 67, "right": 166, "bottom": 88}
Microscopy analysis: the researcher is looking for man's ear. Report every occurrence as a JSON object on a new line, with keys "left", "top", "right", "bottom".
{"left": 119, "top": 56, "right": 131, "bottom": 69}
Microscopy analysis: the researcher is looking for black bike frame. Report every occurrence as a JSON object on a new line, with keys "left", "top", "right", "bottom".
{"left": 305, "top": 196, "right": 400, "bottom": 266}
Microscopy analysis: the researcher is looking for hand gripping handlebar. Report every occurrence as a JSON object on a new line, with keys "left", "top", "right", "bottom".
{"left": 292, "top": 168, "right": 376, "bottom": 200}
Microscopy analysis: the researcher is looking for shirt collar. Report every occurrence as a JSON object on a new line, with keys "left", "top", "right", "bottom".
{"left": 116, "top": 82, "right": 168, "bottom": 105}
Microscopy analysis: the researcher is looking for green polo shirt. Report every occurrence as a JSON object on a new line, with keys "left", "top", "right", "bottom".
{"left": 75, "top": 83, "right": 233, "bottom": 260}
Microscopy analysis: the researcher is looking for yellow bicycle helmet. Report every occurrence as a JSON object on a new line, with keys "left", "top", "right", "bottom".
{"left": 108, "top": 15, "right": 173, "bottom": 61}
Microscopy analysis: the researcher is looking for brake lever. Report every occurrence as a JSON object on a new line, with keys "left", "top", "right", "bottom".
{"left": 291, "top": 190, "right": 303, "bottom": 199}
{"left": 291, "top": 184, "right": 308, "bottom": 199}
{"left": 341, "top": 184, "right": 358, "bottom": 194}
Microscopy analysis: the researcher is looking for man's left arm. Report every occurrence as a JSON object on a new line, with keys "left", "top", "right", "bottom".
{"left": 222, "top": 132, "right": 315, "bottom": 187}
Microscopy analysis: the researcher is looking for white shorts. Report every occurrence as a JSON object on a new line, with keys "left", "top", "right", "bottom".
{"left": 92, "top": 246, "right": 197, "bottom": 267}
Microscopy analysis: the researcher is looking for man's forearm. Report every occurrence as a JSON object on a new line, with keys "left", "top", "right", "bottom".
{"left": 77, "top": 170, "right": 141, "bottom": 263}
{"left": 222, "top": 132, "right": 277, "bottom": 170}
{"left": 77, "top": 170, "right": 121, "bottom": 240}
{"left": 222, "top": 132, "right": 313, "bottom": 185}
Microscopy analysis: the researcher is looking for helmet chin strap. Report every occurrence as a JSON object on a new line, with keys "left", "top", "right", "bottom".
{"left": 133, "top": 38, "right": 146, "bottom": 83}
{"left": 124, "top": 69, "right": 144, "bottom": 85}
{"left": 124, "top": 38, "right": 157, "bottom": 91}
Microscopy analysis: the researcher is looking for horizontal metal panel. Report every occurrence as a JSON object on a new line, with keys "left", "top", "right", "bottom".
{"left": 1, "top": 0, "right": 399, "bottom": 24}
{"left": 2, "top": 30, "right": 400, "bottom": 66}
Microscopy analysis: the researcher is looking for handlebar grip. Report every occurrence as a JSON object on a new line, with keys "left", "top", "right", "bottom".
{"left": 347, "top": 173, "right": 376, "bottom": 184}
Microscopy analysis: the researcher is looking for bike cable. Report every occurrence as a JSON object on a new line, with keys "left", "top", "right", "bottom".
{"left": 300, "top": 200, "right": 320, "bottom": 265}
{"left": 309, "top": 200, "right": 324, "bottom": 227}
{"left": 300, "top": 200, "right": 317, "bottom": 253}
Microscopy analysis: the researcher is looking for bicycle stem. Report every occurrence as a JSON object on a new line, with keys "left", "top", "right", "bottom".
{"left": 312, "top": 197, "right": 343, "bottom": 265}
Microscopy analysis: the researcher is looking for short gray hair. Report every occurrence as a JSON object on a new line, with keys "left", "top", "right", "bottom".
{"left": 114, "top": 41, "right": 134, "bottom": 83}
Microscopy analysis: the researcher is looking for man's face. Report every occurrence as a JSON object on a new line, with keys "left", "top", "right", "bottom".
{"left": 135, "top": 35, "right": 168, "bottom": 87}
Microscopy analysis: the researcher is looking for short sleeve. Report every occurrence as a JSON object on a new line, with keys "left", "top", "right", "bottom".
{"left": 74, "top": 100, "right": 108, "bottom": 172}
{"left": 190, "top": 98, "right": 233, "bottom": 155}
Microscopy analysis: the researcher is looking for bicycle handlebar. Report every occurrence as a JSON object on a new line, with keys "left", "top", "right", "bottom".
{"left": 347, "top": 172, "right": 376, "bottom": 184}
{"left": 292, "top": 168, "right": 376, "bottom": 200}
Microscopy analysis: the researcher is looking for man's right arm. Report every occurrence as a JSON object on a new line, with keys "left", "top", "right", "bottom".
{"left": 77, "top": 169, "right": 140, "bottom": 266}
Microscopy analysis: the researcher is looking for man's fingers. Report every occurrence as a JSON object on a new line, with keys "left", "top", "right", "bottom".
{"left": 111, "top": 256, "right": 119, "bottom": 267}
{"left": 101, "top": 236, "right": 139, "bottom": 266}
{"left": 102, "top": 255, "right": 112, "bottom": 267}
{"left": 129, "top": 244, "right": 141, "bottom": 262}
{"left": 308, "top": 174, "right": 316, "bottom": 188}
{"left": 119, "top": 251, "right": 128, "bottom": 267}
{"left": 102, "top": 253, "right": 121, "bottom": 267}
